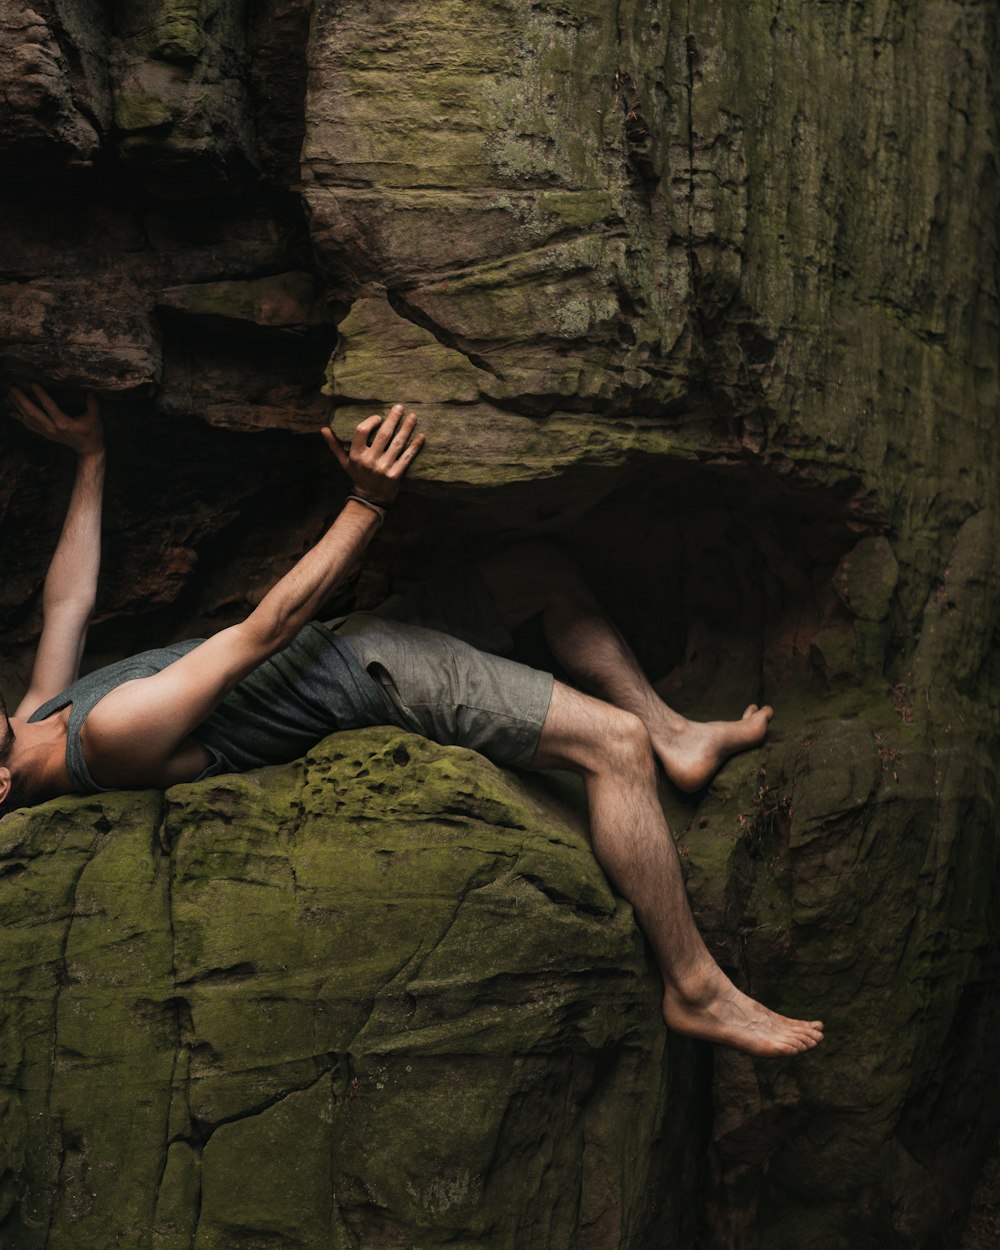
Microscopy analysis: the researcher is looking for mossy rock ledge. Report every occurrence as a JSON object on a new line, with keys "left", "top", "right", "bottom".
{"left": 2, "top": 684, "right": 997, "bottom": 1250}
{"left": 0, "top": 728, "right": 698, "bottom": 1250}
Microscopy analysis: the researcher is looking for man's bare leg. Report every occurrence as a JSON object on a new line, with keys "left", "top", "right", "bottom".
{"left": 479, "top": 541, "right": 771, "bottom": 792}
{"left": 534, "top": 682, "right": 823, "bottom": 1055}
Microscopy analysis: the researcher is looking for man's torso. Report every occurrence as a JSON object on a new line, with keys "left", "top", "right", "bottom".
{"left": 30, "top": 623, "right": 390, "bottom": 795}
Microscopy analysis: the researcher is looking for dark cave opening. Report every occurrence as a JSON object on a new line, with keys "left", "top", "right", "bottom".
{"left": 0, "top": 401, "right": 878, "bottom": 719}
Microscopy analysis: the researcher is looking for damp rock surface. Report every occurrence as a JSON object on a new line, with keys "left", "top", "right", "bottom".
{"left": 0, "top": 2, "right": 997, "bottom": 1248}
{"left": 0, "top": 730, "right": 695, "bottom": 1249}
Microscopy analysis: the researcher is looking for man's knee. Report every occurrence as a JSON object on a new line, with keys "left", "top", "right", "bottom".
{"left": 601, "top": 707, "right": 655, "bottom": 775}
{"left": 505, "top": 539, "right": 583, "bottom": 600}
{"left": 533, "top": 682, "right": 649, "bottom": 774}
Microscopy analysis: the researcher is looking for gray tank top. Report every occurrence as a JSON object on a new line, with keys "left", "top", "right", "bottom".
{"left": 28, "top": 622, "right": 392, "bottom": 794}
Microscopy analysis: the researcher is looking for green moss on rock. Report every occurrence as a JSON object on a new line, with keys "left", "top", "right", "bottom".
{"left": 158, "top": 273, "right": 331, "bottom": 333}
{"left": 0, "top": 731, "right": 683, "bottom": 1249}
{"left": 114, "top": 93, "right": 175, "bottom": 132}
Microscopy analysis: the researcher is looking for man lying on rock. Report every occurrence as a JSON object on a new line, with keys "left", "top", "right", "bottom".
{"left": 1, "top": 383, "right": 823, "bottom": 1058}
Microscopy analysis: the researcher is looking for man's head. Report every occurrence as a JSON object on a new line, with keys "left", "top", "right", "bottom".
{"left": 0, "top": 693, "right": 16, "bottom": 810}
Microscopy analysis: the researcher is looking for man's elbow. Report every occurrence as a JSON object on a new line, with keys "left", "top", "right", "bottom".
{"left": 237, "top": 611, "right": 297, "bottom": 658}
{"left": 43, "top": 594, "right": 95, "bottom": 624}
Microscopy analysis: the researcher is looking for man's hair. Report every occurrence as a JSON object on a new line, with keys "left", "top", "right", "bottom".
{"left": 0, "top": 693, "right": 18, "bottom": 816}
{"left": 0, "top": 692, "right": 15, "bottom": 765}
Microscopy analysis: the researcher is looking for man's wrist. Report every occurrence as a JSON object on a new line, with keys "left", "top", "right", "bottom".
{"left": 351, "top": 487, "right": 393, "bottom": 507}
{"left": 343, "top": 496, "right": 387, "bottom": 528}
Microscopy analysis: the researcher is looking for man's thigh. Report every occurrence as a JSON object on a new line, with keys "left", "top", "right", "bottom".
{"left": 363, "top": 566, "right": 514, "bottom": 656}
{"left": 333, "top": 613, "right": 554, "bottom": 769}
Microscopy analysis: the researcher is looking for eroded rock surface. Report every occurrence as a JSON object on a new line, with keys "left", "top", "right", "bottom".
{"left": 0, "top": 2, "right": 997, "bottom": 1248}
{"left": 0, "top": 731, "right": 695, "bottom": 1249}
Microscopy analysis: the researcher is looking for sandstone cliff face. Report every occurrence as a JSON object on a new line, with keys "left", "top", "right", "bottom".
{"left": 1, "top": 3, "right": 998, "bottom": 1248}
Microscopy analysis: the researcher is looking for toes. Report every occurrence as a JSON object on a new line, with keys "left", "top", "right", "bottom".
{"left": 742, "top": 704, "right": 758, "bottom": 719}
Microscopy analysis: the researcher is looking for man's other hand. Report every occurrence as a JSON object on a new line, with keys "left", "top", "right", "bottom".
{"left": 321, "top": 404, "right": 425, "bottom": 504}
{"left": 7, "top": 384, "right": 104, "bottom": 457}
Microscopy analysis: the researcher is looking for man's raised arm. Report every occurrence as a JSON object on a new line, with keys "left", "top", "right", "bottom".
{"left": 7, "top": 386, "right": 105, "bottom": 718}
{"left": 82, "top": 404, "right": 424, "bottom": 789}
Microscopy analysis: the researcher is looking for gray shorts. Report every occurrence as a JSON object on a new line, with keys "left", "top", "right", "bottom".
{"left": 328, "top": 570, "right": 554, "bottom": 769}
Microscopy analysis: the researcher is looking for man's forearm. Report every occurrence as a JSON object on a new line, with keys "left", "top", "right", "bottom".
{"left": 229, "top": 404, "right": 423, "bottom": 655}
{"left": 74, "top": 410, "right": 422, "bottom": 765}
{"left": 43, "top": 448, "right": 105, "bottom": 616}
{"left": 242, "top": 498, "right": 381, "bottom": 651}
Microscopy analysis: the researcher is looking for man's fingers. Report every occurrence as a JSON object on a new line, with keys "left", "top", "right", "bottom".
{"left": 321, "top": 426, "right": 350, "bottom": 471}
{"left": 351, "top": 414, "right": 383, "bottom": 458}
{"left": 332, "top": 406, "right": 424, "bottom": 500}
{"left": 7, "top": 403, "right": 41, "bottom": 434}
{"left": 31, "top": 383, "right": 60, "bottom": 421}
{"left": 385, "top": 411, "right": 418, "bottom": 458}
{"left": 371, "top": 403, "right": 404, "bottom": 453}
{"left": 9, "top": 386, "right": 50, "bottom": 426}
{"left": 387, "top": 431, "right": 426, "bottom": 474}
{"left": 8, "top": 402, "right": 46, "bottom": 437}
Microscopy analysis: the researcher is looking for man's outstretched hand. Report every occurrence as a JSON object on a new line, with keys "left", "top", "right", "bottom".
{"left": 7, "top": 383, "right": 103, "bottom": 457}
{"left": 322, "top": 404, "right": 425, "bottom": 504}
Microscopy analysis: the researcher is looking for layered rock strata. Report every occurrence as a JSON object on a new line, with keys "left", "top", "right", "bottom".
{"left": 0, "top": 2, "right": 997, "bottom": 1248}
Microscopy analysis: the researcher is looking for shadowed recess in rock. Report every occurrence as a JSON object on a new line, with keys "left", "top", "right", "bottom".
{"left": 0, "top": 0, "right": 998, "bottom": 1247}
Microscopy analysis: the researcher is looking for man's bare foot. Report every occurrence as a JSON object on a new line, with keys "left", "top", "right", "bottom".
{"left": 663, "top": 966, "right": 823, "bottom": 1057}
{"left": 651, "top": 704, "right": 773, "bottom": 793}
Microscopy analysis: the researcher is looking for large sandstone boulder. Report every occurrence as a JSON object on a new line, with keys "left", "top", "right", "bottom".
{"left": 0, "top": 2, "right": 997, "bottom": 1247}
{"left": 0, "top": 730, "right": 694, "bottom": 1249}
